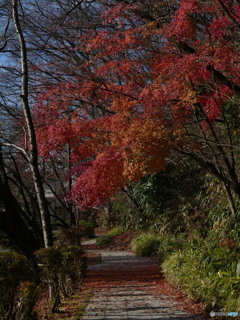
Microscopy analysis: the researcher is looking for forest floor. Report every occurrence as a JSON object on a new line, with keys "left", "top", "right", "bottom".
{"left": 37, "top": 228, "right": 211, "bottom": 320}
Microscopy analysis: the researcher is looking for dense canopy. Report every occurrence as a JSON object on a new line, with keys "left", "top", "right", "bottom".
{"left": 32, "top": 0, "right": 240, "bottom": 209}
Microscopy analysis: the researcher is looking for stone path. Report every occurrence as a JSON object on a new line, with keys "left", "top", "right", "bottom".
{"left": 82, "top": 241, "right": 200, "bottom": 320}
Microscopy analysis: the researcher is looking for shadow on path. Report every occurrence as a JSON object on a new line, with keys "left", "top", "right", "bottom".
{"left": 82, "top": 249, "right": 200, "bottom": 320}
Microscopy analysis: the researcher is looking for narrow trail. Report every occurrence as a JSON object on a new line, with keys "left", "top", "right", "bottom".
{"left": 82, "top": 239, "right": 201, "bottom": 320}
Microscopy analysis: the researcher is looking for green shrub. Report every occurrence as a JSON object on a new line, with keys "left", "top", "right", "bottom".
{"left": 78, "top": 220, "right": 95, "bottom": 239}
{"left": 34, "top": 245, "right": 86, "bottom": 312}
{"left": 158, "top": 233, "right": 187, "bottom": 262}
{"left": 0, "top": 252, "right": 38, "bottom": 320}
{"left": 131, "top": 234, "right": 160, "bottom": 256}
{"left": 162, "top": 248, "right": 207, "bottom": 300}
{"left": 60, "top": 246, "right": 86, "bottom": 296}
{"left": 56, "top": 226, "right": 86, "bottom": 246}
{"left": 35, "top": 247, "right": 62, "bottom": 312}
{"left": 96, "top": 227, "right": 124, "bottom": 246}
{"left": 162, "top": 238, "right": 240, "bottom": 311}
{"left": 96, "top": 234, "right": 112, "bottom": 246}
{"left": 16, "top": 281, "right": 39, "bottom": 320}
{"left": 0, "top": 232, "right": 17, "bottom": 250}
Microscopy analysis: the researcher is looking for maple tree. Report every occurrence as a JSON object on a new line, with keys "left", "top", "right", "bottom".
{"left": 33, "top": 0, "right": 240, "bottom": 212}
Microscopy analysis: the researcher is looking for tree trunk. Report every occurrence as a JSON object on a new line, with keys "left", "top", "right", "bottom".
{"left": 67, "top": 144, "right": 75, "bottom": 226}
{"left": 224, "top": 183, "right": 238, "bottom": 218}
{"left": 12, "top": 0, "right": 52, "bottom": 247}
{"left": 0, "top": 148, "right": 41, "bottom": 258}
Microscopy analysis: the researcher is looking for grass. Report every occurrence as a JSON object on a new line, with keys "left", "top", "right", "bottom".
{"left": 37, "top": 288, "right": 93, "bottom": 320}
{"left": 71, "top": 292, "right": 93, "bottom": 320}
{"left": 96, "top": 227, "right": 124, "bottom": 246}
{"left": 131, "top": 233, "right": 160, "bottom": 256}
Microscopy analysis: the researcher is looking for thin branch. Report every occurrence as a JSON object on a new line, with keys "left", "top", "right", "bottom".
{"left": 215, "top": 0, "right": 239, "bottom": 24}
{"left": 0, "top": 16, "right": 10, "bottom": 51}
{"left": 1, "top": 142, "right": 30, "bottom": 160}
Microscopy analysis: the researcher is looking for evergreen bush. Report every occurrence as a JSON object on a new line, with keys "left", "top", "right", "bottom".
{"left": 158, "top": 233, "right": 187, "bottom": 262}
{"left": 96, "top": 227, "right": 124, "bottom": 246}
{"left": 0, "top": 252, "right": 38, "bottom": 320}
{"left": 34, "top": 245, "right": 85, "bottom": 312}
{"left": 35, "top": 247, "right": 62, "bottom": 312}
{"left": 78, "top": 220, "right": 95, "bottom": 239}
{"left": 60, "top": 246, "right": 86, "bottom": 296}
{"left": 162, "top": 238, "right": 240, "bottom": 311}
{"left": 56, "top": 226, "right": 85, "bottom": 246}
{"left": 131, "top": 234, "right": 160, "bottom": 256}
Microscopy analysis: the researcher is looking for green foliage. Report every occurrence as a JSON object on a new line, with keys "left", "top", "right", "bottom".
{"left": 111, "top": 192, "right": 133, "bottom": 227}
{"left": 131, "top": 233, "right": 187, "bottom": 258}
{"left": 0, "top": 252, "right": 37, "bottom": 320}
{"left": 56, "top": 226, "right": 87, "bottom": 246}
{"left": 60, "top": 246, "right": 86, "bottom": 295}
{"left": 158, "top": 233, "right": 187, "bottom": 262}
{"left": 34, "top": 245, "right": 86, "bottom": 312}
{"left": 162, "top": 238, "right": 240, "bottom": 311}
{"left": 96, "top": 227, "right": 124, "bottom": 246}
{"left": 78, "top": 220, "right": 95, "bottom": 239}
{"left": 113, "top": 162, "right": 207, "bottom": 233}
{"left": 72, "top": 291, "right": 93, "bottom": 320}
{"left": 201, "top": 175, "right": 236, "bottom": 234}
{"left": 131, "top": 234, "right": 160, "bottom": 256}
{"left": 35, "top": 247, "right": 62, "bottom": 312}
{"left": 0, "top": 232, "right": 17, "bottom": 251}
{"left": 133, "top": 171, "right": 177, "bottom": 217}
{"left": 35, "top": 247, "right": 62, "bottom": 272}
{"left": 16, "top": 281, "right": 39, "bottom": 320}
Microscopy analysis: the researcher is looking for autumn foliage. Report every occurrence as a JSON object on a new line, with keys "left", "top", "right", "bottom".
{"left": 34, "top": 0, "right": 240, "bottom": 208}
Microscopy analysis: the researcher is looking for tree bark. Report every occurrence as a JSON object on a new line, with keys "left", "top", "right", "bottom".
{"left": 12, "top": 0, "right": 53, "bottom": 247}
{"left": 223, "top": 183, "right": 237, "bottom": 218}
{"left": 0, "top": 146, "right": 41, "bottom": 257}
